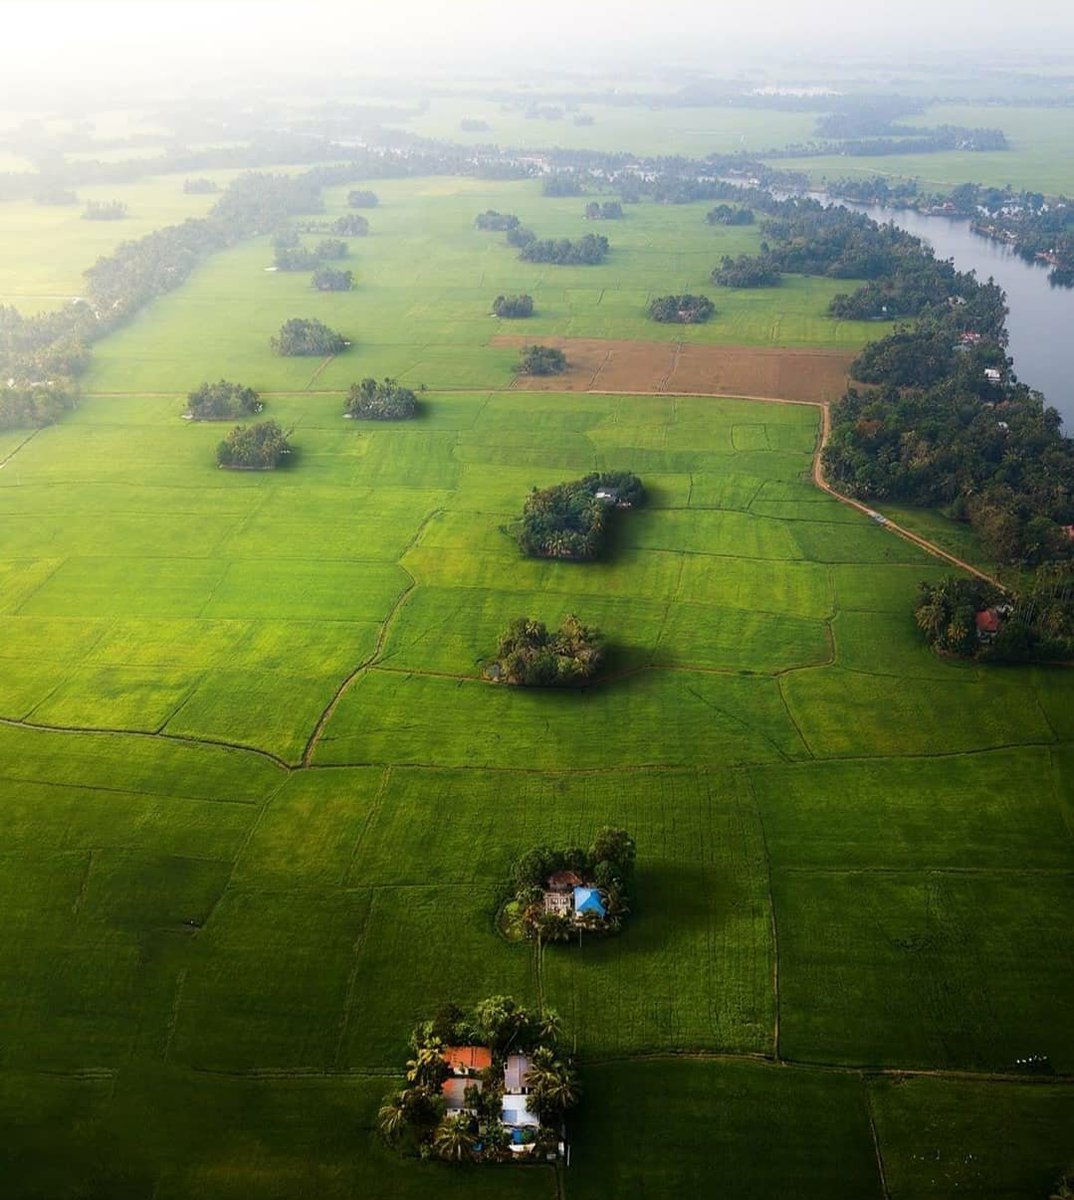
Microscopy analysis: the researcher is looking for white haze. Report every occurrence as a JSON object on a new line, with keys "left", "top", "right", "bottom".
{"left": 1, "top": 0, "right": 1073, "bottom": 96}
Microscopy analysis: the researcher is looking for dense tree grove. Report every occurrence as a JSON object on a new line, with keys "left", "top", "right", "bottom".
{"left": 344, "top": 377, "right": 418, "bottom": 420}
{"left": 378, "top": 996, "right": 576, "bottom": 1162}
{"left": 186, "top": 379, "right": 262, "bottom": 420}
{"left": 216, "top": 420, "right": 292, "bottom": 469}
{"left": 706, "top": 203, "right": 755, "bottom": 226}
{"left": 82, "top": 199, "right": 127, "bottom": 221}
{"left": 271, "top": 317, "right": 347, "bottom": 356}
{"left": 314, "top": 238, "right": 347, "bottom": 260}
{"left": 647, "top": 293, "right": 715, "bottom": 323}
{"left": 518, "top": 233, "right": 608, "bottom": 265}
{"left": 474, "top": 210, "right": 520, "bottom": 231}
{"left": 914, "top": 571, "right": 1074, "bottom": 662}
{"left": 0, "top": 381, "right": 76, "bottom": 430}
{"left": 346, "top": 189, "right": 379, "bottom": 208}
{"left": 711, "top": 253, "right": 781, "bottom": 287}
{"left": 492, "top": 293, "right": 533, "bottom": 318}
{"left": 332, "top": 213, "right": 369, "bottom": 236}
{"left": 518, "top": 345, "right": 567, "bottom": 375}
{"left": 517, "top": 471, "right": 644, "bottom": 559}
{"left": 311, "top": 266, "right": 353, "bottom": 291}
{"left": 584, "top": 201, "right": 623, "bottom": 220}
{"left": 507, "top": 828, "right": 634, "bottom": 941}
{"left": 494, "top": 614, "right": 604, "bottom": 686}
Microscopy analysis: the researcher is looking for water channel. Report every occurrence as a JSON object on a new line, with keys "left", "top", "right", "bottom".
{"left": 825, "top": 198, "right": 1074, "bottom": 428}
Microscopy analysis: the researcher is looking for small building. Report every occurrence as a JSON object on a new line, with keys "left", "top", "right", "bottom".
{"left": 984, "top": 367, "right": 1003, "bottom": 384}
{"left": 504, "top": 1053, "right": 532, "bottom": 1095}
{"left": 573, "top": 886, "right": 607, "bottom": 919}
{"left": 442, "top": 1045, "right": 492, "bottom": 1077}
{"left": 501, "top": 1094, "right": 541, "bottom": 1130}
{"left": 442, "top": 1076, "right": 482, "bottom": 1112}
{"left": 546, "top": 869, "right": 584, "bottom": 892}
{"left": 594, "top": 488, "right": 619, "bottom": 504}
{"left": 543, "top": 890, "right": 572, "bottom": 917}
{"left": 975, "top": 609, "right": 1001, "bottom": 642}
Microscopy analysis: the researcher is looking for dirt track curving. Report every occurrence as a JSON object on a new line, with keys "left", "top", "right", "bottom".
{"left": 492, "top": 336, "right": 854, "bottom": 405}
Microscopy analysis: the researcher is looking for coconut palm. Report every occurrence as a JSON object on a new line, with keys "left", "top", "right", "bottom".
{"left": 377, "top": 1093, "right": 408, "bottom": 1144}
{"left": 537, "top": 1009, "right": 562, "bottom": 1045}
{"left": 432, "top": 1114, "right": 476, "bottom": 1162}
{"left": 406, "top": 1044, "right": 446, "bottom": 1089}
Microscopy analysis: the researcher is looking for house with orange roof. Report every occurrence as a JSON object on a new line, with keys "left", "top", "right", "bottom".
{"left": 441, "top": 1045, "right": 492, "bottom": 1077}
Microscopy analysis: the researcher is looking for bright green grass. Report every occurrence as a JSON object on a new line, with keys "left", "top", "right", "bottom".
{"left": 85, "top": 176, "right": 884, "bottom": 395}
{"left": 0, "top": 175, "right": 228, "bottom": 312}
{"left": 1, "top": 168, "right": 1073, "bottom": 1198}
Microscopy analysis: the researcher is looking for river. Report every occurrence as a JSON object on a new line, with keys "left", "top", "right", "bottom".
{"left": 825, "top": 198, "right": 1074, "bottom": 428}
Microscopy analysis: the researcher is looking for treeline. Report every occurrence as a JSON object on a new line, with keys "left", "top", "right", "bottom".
{"left": 584, "top": 201, "right": 622, "bottom": 220}
{"left": 0, "top": 381, "right": 76, "bottom": 430}
{"left": 518, "top": 233, "right": 608, "bottom": 265}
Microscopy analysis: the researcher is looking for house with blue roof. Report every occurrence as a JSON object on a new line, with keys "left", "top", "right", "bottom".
{"left": 573, "top": 886, "right": 607, "bottom": 919}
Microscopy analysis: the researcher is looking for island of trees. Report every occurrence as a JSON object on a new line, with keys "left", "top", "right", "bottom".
{"left": 502, "top": 827, "right": 635, "bottom": 942}
{"left": 311, "top": 266, "right": 353, "bottom": 291}
{"left": 541, "top": 172, "right": 584, "bottom": 197}
{"left": 490, "top": 614, "right": 604, "bottom": 686}
{"left": 377, "top": 996, "right": 577, "bottom": 1162}
{"left": 347, "top": 189, "right": 378, "bottom": 208}
{"left": 518, "top": 233, "right": 609, "bottom": 265}
{"left": 331, "top": 214, "right": 369, "bottom": 236}
{"left": 474, "top": 210, "right": 520, "bottom": 231}
{"left": 647, "top": 293, "right": 715, "bottom": 323}
{"left": 493, "top": 293, "right": 533, "bottom": 319}
{"left": 273, "top": 232, "right": 348, "bottom": 271}
{"left": 82, "top": 200, "right": 128, "bottom": 221}
{"left": 706, "top": 203, "right": 754, "bottom": 226}
{"left": 185, "top": 379, "right": 262, "bottom": 420}
{"left": 518, "top": 345, "right": 566, "bottom": 375}
{"left": 584, "top": 201, "right": 623, "bottom": 220}
{"left": 270, "top": 317, "right": 347, "bottom": 356}
{"left": 344, "top": 377, "right": 418, "bottom": 420}
{"left": 712, "top": 252, "right": 781, "bottom": 288}
{"left": 517, "top": 471, "right": 644, "bottom": 559}
{"left": 216, "top": 420, "right": 291, "bottom": 470}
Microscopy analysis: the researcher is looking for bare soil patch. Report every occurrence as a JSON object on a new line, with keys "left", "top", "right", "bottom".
{"left": 491, "top": 336, "right": 853, "bottom": 404}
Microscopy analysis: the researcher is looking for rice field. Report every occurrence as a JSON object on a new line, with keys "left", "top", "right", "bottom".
{"left": 0, "top": 170, "right": 1071, "bottom": 1199}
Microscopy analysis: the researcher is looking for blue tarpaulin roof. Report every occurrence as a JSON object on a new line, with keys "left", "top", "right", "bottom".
{"left": 573, "top": 886, "right": 606, "bottom": 917}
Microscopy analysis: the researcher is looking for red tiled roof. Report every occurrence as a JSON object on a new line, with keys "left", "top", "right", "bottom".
{"left": 442, "top": 1046, "right": 492, "bottom": 1073}
{"left": 547, "top": 869, "right": 584, "bottom": 890}
{"left": 975, "top": 609, "right": 1001, "bottom": 634}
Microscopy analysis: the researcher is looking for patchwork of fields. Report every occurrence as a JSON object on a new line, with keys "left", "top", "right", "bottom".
{"left": 1, "top": 172, "right": 1072, "bottom": 1198}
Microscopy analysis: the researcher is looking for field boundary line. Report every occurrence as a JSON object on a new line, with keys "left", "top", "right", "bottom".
{"left": 0, "top": 427, "right": 41, "bottom": 470}
{"left": 866, "top": 1092, "right": 893, "bottom": 1200}
{"left": 301, "top": 507, "right": 445, "bottom": 766}
{"left": 333, "top": 888, "right": 377, "bottom": 1067}
{"left": 162, "top": 968, "right": 188, "bottom": 1064}
{"left": 747, "top": 779, "right": 782, "bottom": 1062}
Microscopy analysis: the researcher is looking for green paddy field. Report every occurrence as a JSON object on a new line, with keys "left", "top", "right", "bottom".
{"left": 1, "top": 170, "right": 1071, "bottom": 1199}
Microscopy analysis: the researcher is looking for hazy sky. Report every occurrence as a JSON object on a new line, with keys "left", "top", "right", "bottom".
{"left": 3, "top": 0, "right": 1074, "bottom": 92}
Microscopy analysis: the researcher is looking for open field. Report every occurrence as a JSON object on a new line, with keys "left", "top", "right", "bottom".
{"left": 494, "top": 335, "right": 852, "bottom": 401}
{"left": 0, "top": 169, "right": 1072, "bottom": 1197}
{"left": 84, "top": 176, "right": 885, "bottom": 395}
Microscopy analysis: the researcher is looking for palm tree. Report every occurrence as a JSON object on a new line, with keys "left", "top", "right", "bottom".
{"left": 432, "top": 1114, "right": 476, "bottom": 1162}
{"left": 377, "top": 1093, "right": 408, "bottom": 1144}
{"left": 537, "top": 1008, "right": 561, "bottom": 1045}
{"left": 406, "top": 1044, "right": 445, "bottom": 1089}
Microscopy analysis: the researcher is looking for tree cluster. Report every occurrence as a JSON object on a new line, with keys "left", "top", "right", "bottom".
{"left": 345, "top": 377, "right": 418, "bottom": 420}
{"left": 492, "top": 293, "right": 534, "bottom": 319}
{"left": 517, "top": 471, "right": 644, "bottom": 560}
{"left": 584, "top": 201, "right": 623, "bottom": 220}
{"left": 541, "top": 172, "right": 584, "bottom": 197}
{"left": 518, "top": 344, "right": 566, "bottom": 375}
{"left": 378, "top": 996, "right": 577, "bottom": 1163}
{"left": 182, "top": 178, "right": 219, "bottom": 194}
{"left": 186, "top": 379, "right": 262, "bottom": 420}
{"left": 82, "top": 200, "right": 127, "bottom": 221}
{"left": 474, "top": 209, "right": 520, "bottom": 231}
{"left": 507, "top": 828, "right": 635, "bottom": 942}
{"left": 711, "top": 253, "right": 781, "bottom": 287}
{"left": 518, "top": 233, "right": 608, "bottom": 265}
{"left": 647, "top": 293, "right": 715, "bottom": 323}
{"left": 706, "top": 203, "right": 755, "bottom": 226}
{"left": 493, "top": 614, "right": 604, "bottom": 686}
{"left": 216, "top": 420, "right": 291, "bottom": 469}
{"left": 0, "top": 381, "right": 75, "bottom": 430}
{"left": 273, "top": 231, "right": 348, "bottom": 272}
{"left": 346, "top": 189, "right": 379, "bottom": 208}
{"left": 270, "top": 317, "right": 347, "bottom": 356}
{"left": 311, "top": 266, "right": 353, "bottom": 291}
{"left": 332, "top": 213, "right": 369, "bottom": 236}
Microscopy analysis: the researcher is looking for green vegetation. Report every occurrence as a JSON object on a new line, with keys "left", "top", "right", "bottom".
{"left": 646, "top": 293, "right": 715, "bottom": 323}
{"left": 493, "top": 293, "right": 534, "bottom": 318}
{"left": 517, "top": 471, "right": 644, "bottom": 559}
{"left": 492, "top": 614, "right": 604, "bottom": 686}
{"left": 707, "top": 203, "right": 755, "bottom": 226}
{"left": 345, "top": 377, "right": 418, "bottom": 420}
{"left": 518, "top": 233, "right": 608, "bottom": 265}
{"left": 312, "top": 266, "right": 354, "bottom": 291}
{"left": 0, "top": 380, "right": 76, "bottom": 429}
{"left": 518, "top": 344, "right": 566, "bottom": 376}
{"left": 185, "top": 379, "right": 262, "bottom": 420}
{"left": 333, "top": 213, "right": 370, "bottom": 236}
{"left": 475, "top": 209, "right": 520, "bottom": 231}
{"left": 712, "top": 253, "right": 781, "bottom": 287}
{"left": 215, "top": 419, "right": 292, "bottom": 469}
{"left": 506, "top": 828, "right": 634, "bottom": 940}
{"left": 271, "top": 316, "right": 347, "bottom": 356}
{"left": 584, "top": 201, "right": 623, "bottom": 220}
{"left": 82, "top": 199, "right": 128, "bottom": 220}
{"left": 348, "top": 189, "right": 379, "bottom": 208}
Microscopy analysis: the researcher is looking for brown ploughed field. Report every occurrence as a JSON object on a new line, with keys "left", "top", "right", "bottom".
{"left": 492, "top": 336, "right": 853, "bottom": 404}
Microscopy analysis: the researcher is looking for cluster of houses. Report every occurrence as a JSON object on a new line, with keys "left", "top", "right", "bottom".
{"left": 440, "top": 1046, "right": 552, "bottom": 1154}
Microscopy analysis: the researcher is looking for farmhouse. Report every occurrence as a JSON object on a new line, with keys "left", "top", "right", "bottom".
{"left": 442, "top": 1045, "right": 492, "bottom": 1076}
{"left": 975, "top": 609, "right": 1002, "bottom": 642}
{"left": 574, "top": 886, "right": 607, "bottom": 919}
{"left": 504, "top": 1053, "right": 532, "bottom": 1094}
